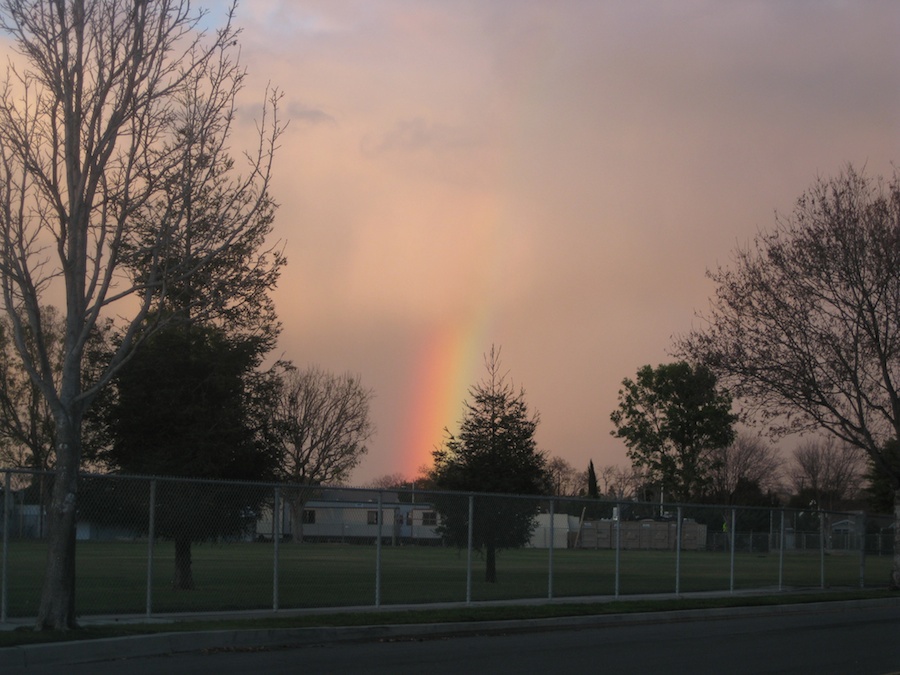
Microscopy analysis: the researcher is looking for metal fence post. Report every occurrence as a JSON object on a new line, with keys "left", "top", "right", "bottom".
{"left": 858, "top": 512, "right": 866, "bottom": 589}
{"left": 547, "top": 499, "right": 554, "bottom": 600}
{"left": 466, "top": 494, "right": 474, "bottom": 605}
{"left": 145, "top": 478, "right": 156, "bottom": 618}
{"left": 819, "top": 510, "right": 826, "bottom": 589}
{"left": 769, "top": 509, "right": 774, "bottom": 552}
{"left": 2, "top": 471, "right": 10, "bottom": 623}
{"left": 778, "top": 509, "right": 785, "bottom": 591}
{"left": 614, "top": 502, "right": 621, "bottom": 599}
{"left": 729, "top": 507, "right": 736, "bottom": 594}
{"left": 273, "top": 487, "right": 280, "bottom": 611}
{"left": 375, "top": 491, "right": 383, "bottom": 607}
{"left": 675, "top": 506, "right": 682, "bottom": 597}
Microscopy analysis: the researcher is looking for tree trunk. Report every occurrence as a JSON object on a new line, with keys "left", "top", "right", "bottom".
{"left": 173, "top": 537, "right": 195, "bottom": 590}
{"left": 35, "top": 422, "right": 81, "bottom": 630}
{"left": 892, "top": 488, "right": 900, "bottom": 590}
{"left": 485, "top": 543, "right": 497, "bottom": 583}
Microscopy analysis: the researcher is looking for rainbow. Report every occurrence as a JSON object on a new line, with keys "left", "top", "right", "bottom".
{"left": 391, "top": 17, "right": 559, "bottom": 476}
{"left": 398, "top": 316, "right": 491, "bottom": 478}
{"left": 394, "top": 179, "right": 513, "bottom": 478}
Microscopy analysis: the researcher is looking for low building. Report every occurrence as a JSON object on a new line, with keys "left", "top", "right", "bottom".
{"left": 576, "top": 518, "right": 708, "bottom": 551}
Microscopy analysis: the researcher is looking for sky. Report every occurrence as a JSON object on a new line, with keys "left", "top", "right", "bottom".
{"left": 223, "top": 1, "right": 900, "bottom": 486}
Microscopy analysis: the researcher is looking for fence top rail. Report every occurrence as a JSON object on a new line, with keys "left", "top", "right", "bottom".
{"left": 0, "top": 466, "right": 885, "bottom": 521}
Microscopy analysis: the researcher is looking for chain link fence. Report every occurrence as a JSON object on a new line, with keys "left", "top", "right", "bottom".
{"left": 1, "top": 468, "right": 895, "bottom": 622}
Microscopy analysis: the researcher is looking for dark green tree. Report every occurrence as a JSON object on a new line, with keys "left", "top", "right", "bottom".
{"left": 0, "top": 308, "right": 117, "bottom": 474}
{"left": 865, "top": 441, "right": 900, "bottom": 515}
{"left": 610, "top": 362, "right": 737, "bottom": 503}
{"left": 100, "top": 324, "right": 279, "bottom": 589}
{"left": 0, "top": 307, "right": 62, "bottom": 474}
{"left": 430, "top": 347, "right": 549, "bottom": 583}
{"left": 587, "top": 460, "right": 600, "bottom": 498}
{"left": 730, "top": 477, "right": 780, "bottom": 509}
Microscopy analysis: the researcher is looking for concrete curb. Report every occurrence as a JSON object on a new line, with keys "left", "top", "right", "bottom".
{"left": 3, "top": 596, "right": 899, "bottom": 671}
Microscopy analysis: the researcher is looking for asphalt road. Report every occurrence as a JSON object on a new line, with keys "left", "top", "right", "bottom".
{"left": 135, "top": 609, "right": 900, "bottom": 675}
{"left": 4, "top": 603, "right": 900, "bottom": 675}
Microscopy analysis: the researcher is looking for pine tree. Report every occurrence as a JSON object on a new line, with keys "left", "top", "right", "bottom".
{"left": 430, "top": 347, "right": 549, "bottom": 582}
{"left": 587, "top": 460, "right": 600, "bottom": 498}
{"left": 97, "top": 324, "right": 279, "bottom": 589}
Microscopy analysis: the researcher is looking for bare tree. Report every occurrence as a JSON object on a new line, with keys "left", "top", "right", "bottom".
{"left": 596, "top": 464, "right": 616, "bottom": 496}
{"left": 0, "top": 0, "right": 283, "bottom": 628}
{"left": 274, "top": 366, "right": 374, "bottom": 542}
{"left": 367, "top": 467, "right": 432, "bottom": 491}
{"left": 546, "top": 456, "right": 580, "bottom": 496}
{"left": 677, "top": 166, "right": 900, "bottom": 588}
{"left": 790, "top": 437, "right": 865, "bottom": 511}
{"left": 368, "top": 473, "right": 412, "bottom": 490}
{"left": 707, "top": 432, "right": 784, "bottom": 504}
{"left": 604, "top": 465, "right": 646, "bottom": 501}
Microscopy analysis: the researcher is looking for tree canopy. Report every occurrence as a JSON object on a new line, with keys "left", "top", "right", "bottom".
{"left": 788, "top": 437, "right": 864, "bottom": 512}
{"left": 272, "top": 366, "right": 374, "bottom": 541}
{"left": 677, "top": 165, "right": 900, "bottom": 588}
{"left": 0, "top": 0, "right": 283, "bottom": 627}
{"left": 98, "top": 323, "right": 279, "bottom": 588}
{"left": 104, "top": 326, "right": 276, "bottom": 480}
{"left": 586, "top": 460, "right": 599, "bottom": 498}
{"left": 546, "top": 456, "right": 580, "bottom": 497}
{"left": 867, "top": 441, "right": 900, "bottom": 514}
{"left": 610, "top": 361, "right": 737, "bottom": 503}
{"left": 429, "top": 347, "right": 549, "bottom": 582}
{"left": 0, "top": 307, "right": 62, "bottom": 473}
{"left": 706, "top": 432, "right": 783, "bottom": 505}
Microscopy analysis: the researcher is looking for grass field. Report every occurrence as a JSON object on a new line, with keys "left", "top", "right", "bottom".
{"left": 2, "top": 540, "right": 893, "bottom": 619}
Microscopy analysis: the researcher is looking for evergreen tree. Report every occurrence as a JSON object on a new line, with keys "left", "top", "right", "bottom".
{"left": 867, "top": 441, "right": 900, "bottom": 515}
{"left": 98, "top": 324, "right": 279, "bottom": 589}
{"left": 430, "top": 347, "right": 549, "bottom": 582}
{"left": 587, "top": 460, "right": 600, "bottom": 498}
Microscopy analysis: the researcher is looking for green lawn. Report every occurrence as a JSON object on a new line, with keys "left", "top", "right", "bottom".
{"left": 2, "top": 540, "right": 893, "bottom": 619}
